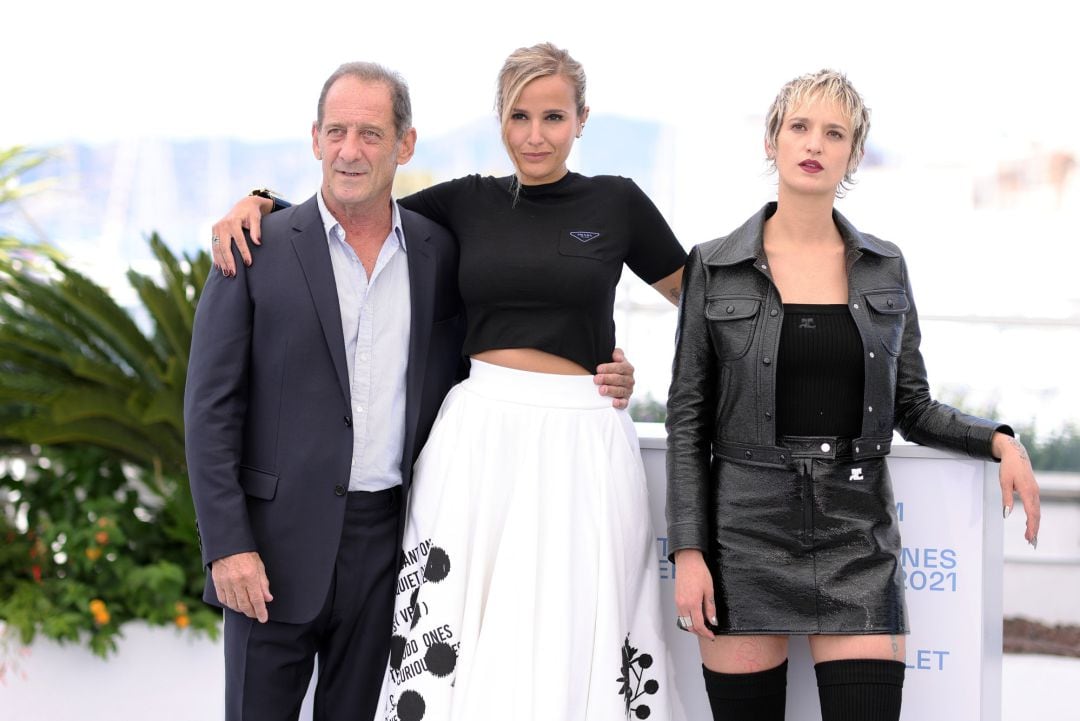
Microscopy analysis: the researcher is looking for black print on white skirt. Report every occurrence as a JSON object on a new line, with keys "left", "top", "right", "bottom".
{"left": 618, "top": 634, "right": 659, "bottom": 719}
{"left": 388, "top": 544, "right": 460, "bottom": 721}
{"left": 424, "top": 546, "right": 451, "bottom": 583}
{"left": 389, "top": 634, "right": 459, "bottom": 721}
{"left": 394, "top": 690, "right": 425, "bottom": 721}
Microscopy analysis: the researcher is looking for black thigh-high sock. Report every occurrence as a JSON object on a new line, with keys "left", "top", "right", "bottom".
{"left": 701, "top": 659, "right": 788, "bottom": 721}
{"left": 814, "top": 659, "right": 905, "bottom": 721}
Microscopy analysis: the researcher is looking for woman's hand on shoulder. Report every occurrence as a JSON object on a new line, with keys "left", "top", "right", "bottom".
{"left": 673, "top": 548, "right": 717, "bottom": 641}
{"left": 211, "top": 195, "right": 273, "bottom": 276}
{"left": 993, "top": 431, "right": 1041, "bottom": 547}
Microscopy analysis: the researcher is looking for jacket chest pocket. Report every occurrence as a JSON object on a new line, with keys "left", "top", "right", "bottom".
{"left": 705, "top": 297, "right": 761, "bottom": 361}
{"left": 864, "top": 290, "right": 909, "bottom": 356}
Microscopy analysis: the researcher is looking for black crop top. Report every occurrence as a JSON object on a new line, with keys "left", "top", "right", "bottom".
{"left": 399, "top": 172, "right": 687, "bottom": 371}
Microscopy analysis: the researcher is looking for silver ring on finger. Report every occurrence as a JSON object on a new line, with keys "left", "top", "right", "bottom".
{"left": 212, "top": 235, "right": 221, "bottom": 246}
{"left": 676, "top": 615, "right": 693, "bottom": 631}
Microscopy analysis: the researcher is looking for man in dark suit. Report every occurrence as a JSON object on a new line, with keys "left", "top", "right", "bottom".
{"left": 185, "top": 62, "right": 466, "bottom": 720}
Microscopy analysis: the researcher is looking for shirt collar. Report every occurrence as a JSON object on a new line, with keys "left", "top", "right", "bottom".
{"left": 315, "top": 191, "right": 407, "bottom": 252}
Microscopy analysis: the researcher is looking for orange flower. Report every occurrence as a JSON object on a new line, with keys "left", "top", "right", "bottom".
{"left": 175, "top": 614, "right": 190, "bottom": 629}
{"left": 95, "top": 531, "right": 109, "bottom": 545}
{"left": 96, "top": 518, "right": 110, "bottom": 528}
{"left": 85, "top": 547, "right": 102, "bottom": 561}
{"left": 89, "top": 599, "right": 110, "bottom": 625}
{"left": 174, "top": 601, "right": 188, "bottom": 615}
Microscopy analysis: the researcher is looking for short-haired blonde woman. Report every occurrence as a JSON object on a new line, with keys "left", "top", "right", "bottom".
{"left": 665, "top": 70, "right": 1040, "bottom": 721}
{"left": 214, "top": 43, "right": 685, "bottom": 721}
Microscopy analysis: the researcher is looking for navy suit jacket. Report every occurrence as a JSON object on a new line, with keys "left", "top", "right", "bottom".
{"left": 184, "top": 195, "right": 464, "bottom": 623}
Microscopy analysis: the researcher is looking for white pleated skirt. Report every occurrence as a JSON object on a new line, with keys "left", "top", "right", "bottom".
{"left": 383, "top": 360, "right": 671, "bottom": 721}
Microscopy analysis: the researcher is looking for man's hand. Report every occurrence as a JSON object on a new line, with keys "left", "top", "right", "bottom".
{"left": 595, "top": 347, "right": 636, "bottom": 410}
{"left": 211, "top": 196, "right": 273, "bottom": 276}
{"left": 211, "top": 551, "right": 274, "bottom": 622}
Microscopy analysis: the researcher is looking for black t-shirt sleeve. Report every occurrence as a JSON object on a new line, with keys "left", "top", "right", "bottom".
{"left": 621, "top": 179, "right": 688, "bottom": 284}
{"left": 399, "top": 176, "right": 471, "bottom": 228}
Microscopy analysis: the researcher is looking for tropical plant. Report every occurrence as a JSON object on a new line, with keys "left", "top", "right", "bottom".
{"left": 0, "top": 146, "right": 61, "bottom": 265}
{"left": 0, "top": 170, "right": 218, "bottom": 653}
{"left": 0, "top": 145, "right": 53, "bottom": 208}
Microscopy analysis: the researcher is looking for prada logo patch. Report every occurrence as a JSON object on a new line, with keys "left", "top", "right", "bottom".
{"left": 569, "top": 231, "right": 601, "bottom": 243}
{"left": 849, "top": 467, "right": 864, "bottom": 481}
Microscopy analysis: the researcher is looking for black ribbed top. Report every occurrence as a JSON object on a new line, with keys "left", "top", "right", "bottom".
{"left": 775, "top": 304, "right": 864, "bottom": 437}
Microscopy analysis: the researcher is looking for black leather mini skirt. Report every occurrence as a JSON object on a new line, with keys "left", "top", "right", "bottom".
{"left": 707, "top": 435, "right": 907, "bottom": 635}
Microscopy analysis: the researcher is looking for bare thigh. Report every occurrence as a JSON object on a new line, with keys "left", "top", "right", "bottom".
{"left": 809, "top": 634, "right": 906, "bottom": 663}
{"left": 700, "top": 635, "right": 790, "bottom": 673}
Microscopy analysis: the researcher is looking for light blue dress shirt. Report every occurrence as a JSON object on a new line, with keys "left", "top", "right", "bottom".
{"left": 316, "top": 192, "right": 411, "bottom": 492}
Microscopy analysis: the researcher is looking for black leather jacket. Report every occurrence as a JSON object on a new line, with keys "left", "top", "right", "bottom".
{"left": 665, "top": 203, "right": 1008, "bottom": 557}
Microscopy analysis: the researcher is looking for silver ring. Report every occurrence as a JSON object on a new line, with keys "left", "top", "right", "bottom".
{"left": 676, "top": 615, "right": 693, "bottom": 631}
{"left": 211, "top": 235, "right": 221, "bottom": 246}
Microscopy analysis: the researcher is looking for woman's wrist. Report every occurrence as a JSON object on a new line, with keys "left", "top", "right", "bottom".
{"left": 992, "top": 431, "right": 1027, "bottom": 462}
{"left": 674, "top": 548, "right": 704, "bottom": 564}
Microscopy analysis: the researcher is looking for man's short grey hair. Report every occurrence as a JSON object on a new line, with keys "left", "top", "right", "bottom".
{"left": 316, "top": 62, "right": 412, "bottom": 139}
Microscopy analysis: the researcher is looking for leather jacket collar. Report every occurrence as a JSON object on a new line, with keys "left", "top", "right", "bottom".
{"left": 699, "top": 202, "right": 900, "bottom": 268}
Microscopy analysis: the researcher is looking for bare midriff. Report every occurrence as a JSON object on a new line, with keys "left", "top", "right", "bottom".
{"left": 472, "top": 348, "right": 591, "bottom": 375}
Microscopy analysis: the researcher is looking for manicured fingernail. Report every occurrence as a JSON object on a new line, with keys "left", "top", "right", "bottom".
{"left": 1030, "top": 536, "right": 1038, "bottom": 550}
{"left": 709, "top": 616, "right": 718, "bottom": 625}
{"left": 1003, "top": 506, "right": 1012, "bottom": 519}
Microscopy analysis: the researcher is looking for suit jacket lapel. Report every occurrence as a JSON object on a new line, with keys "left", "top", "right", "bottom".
{"left": 289, "top": 196, "right": 351, "bottom": 402}
{"left": 402, "top": 211, "right": 435, "bottom": 481}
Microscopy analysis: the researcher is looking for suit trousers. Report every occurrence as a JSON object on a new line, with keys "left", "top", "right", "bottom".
{"left": 224, "top": 487, "right": 401, "bottom": 721}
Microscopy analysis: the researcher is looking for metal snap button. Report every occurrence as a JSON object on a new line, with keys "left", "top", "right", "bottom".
{"left": 744, "top": 450, "right": 753, "bottom": 459}
{"left": 853, "top": 303, "right": 859, "bottom": 310}
{"left": 726, "top": 305, "right": 735, "bottom": 314}
{"left": 820, "top": 442, "right": 831, "bottom": 452}
{"left": 869, "top": 352, "right": 875, "bottom": 359}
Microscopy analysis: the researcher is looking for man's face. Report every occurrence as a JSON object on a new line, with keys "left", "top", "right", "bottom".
{"left": 311, "top": 76, "right": 415, "bottom": 217}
